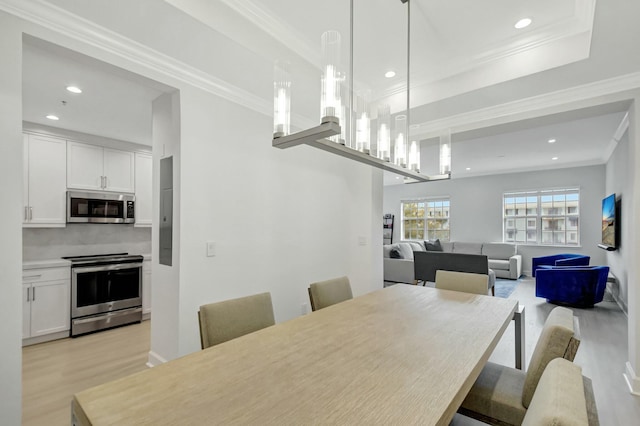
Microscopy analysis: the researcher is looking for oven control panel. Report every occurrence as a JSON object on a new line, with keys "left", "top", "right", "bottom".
{"left": 126, "top": 201, "right": 135, "bottom": 219}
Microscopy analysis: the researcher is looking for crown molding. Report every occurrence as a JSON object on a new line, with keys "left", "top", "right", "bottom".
{"left": 602, "top": 112, "right": 630, "bottom": 162}
{"left": 219, "top": 0, "right": 320, "bottom": 68}
{"left": 412, "top": 71, "right": 640, "bottom": 139}
{"left": 0, "top": 0, "right": 273, "bottom": 117}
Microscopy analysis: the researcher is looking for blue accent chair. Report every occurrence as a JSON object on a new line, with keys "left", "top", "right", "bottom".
{"left": 531, "top": 253, "right": 590, "bottom": 277}
{"left": 535, "top": 265, "right": 609, "bottom": 307}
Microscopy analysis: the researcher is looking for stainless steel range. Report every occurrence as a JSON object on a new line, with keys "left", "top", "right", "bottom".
{"left": 64, "top": 253, "right": 143, "bottom": 337}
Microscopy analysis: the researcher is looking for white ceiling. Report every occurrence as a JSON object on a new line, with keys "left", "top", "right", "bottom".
{"left": 20, "top": 0, "right": 627, "bottom": 183}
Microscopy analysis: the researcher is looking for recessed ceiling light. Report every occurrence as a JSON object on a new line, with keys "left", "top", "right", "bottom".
{"left": 552, "top": 157, "right": 559, "bottom": 160}
{"left": 66, "top": 86, "right": 82, "bottom": 94}
{"left": 466, "top": 167, "right": 471, "bottom": 171}
{"left": 548, "top": 138, "right": 556, "bottom": 143}
{"left": 46, "top": 114, "right": 59, "bottom": 121}
{"left": 515, "top": 18, "right": 532, "bottom": 29}
{"left": 395, "top": 176, "right": 401, "bottom": 179}
{"left": 385, "top": 71, "right": 396, "bottom": 78}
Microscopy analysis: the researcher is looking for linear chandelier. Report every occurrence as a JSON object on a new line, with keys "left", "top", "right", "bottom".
{"left": 272, "top": 0, "right": 451, "bottom": 183}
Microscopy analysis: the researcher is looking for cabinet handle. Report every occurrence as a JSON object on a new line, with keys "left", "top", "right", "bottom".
{"left": 32, "top": 287, "right": 35, "bottom": 301}
{"left": 24, "top": 207, "right": 28, "bottom": 221}
{"left": 29, "top": 207, "right": 33, "bottom": 221}
{"left": 103, "top": 176, "right": 108, "bottom": 189}
{"left": 26, "top": 287, "right": 30, "bottom": 302}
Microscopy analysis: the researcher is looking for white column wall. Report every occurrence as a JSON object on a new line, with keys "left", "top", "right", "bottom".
{"left": 624, "top": 96, "right": 640, "bottom": 393}
{"left": 0, "top": 11, "right": 24, "bottom": 425}
{"left": 173, "top": 86, "right": 381, "bottom": 355}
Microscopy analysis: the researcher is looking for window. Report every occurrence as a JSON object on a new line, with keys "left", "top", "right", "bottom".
{"left": 401, "top": 198, "right": 450, "bottom": 241}
{"left": 503, "top": 189, "right": 579, "bottom": 246}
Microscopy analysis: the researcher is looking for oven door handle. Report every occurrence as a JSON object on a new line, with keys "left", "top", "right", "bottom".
{"left": 72, "top": 262, "right": 143, "bottom": 274}
{"left": 73, "top": 307, "right": 142, "bottom": 324}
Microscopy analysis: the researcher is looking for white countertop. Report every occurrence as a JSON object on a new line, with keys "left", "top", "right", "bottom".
{"left": 23, "top": 259, "right": 71, "bottom": 270}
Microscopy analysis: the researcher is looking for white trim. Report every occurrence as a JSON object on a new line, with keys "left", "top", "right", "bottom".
{"left": 624, "top": 362, "right": 640, "bottom": 395}
{"left": 603, "top": 112, "right": 630, "bottom": 162}
{"left": 146, "top": 350, "right": 168, "bottom": 368}
{"left": 412, "top": 72, "right": 640, "bottom": 139}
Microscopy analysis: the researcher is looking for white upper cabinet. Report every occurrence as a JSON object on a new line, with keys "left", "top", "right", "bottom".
{"left": 134, "top": 152, "right": 152, "bottom": 227}
{"left": 67, "top": 141, "right": 134, "bottom": 193}
{"left": 23, "top": 134, "right": 67, "bottom": 227}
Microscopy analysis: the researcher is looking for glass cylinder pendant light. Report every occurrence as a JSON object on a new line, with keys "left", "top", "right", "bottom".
{"left": 273, "top": 60, "right": 291, "bottom": 138}
{"left": 439, "top": 129, "right": 452, "bottom": 174}
{"left": 409, "top": 140, "right": 420, "bottom": 172}
{"left": 377, "top": 104, "right": 391, "bottom": 161}
{"left": 355, "top": 93, "right": 370, "bottom": 154}
{"left": 320, "top": 31, "right": 341, "bottom": 124}
{"left": 394, "top": 115, "right": 408, "bottom": 168}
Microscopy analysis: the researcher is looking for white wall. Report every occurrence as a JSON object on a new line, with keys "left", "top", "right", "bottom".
{"left": 383, "top": 165, "right": 607, "bottom": 275}
{"left": 0, "top": 10, "right": 24, "bottom": 425}
{"left": 606, "top": 128, "right": 630, "bottom": 312}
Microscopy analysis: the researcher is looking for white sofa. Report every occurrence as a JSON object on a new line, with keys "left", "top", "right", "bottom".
{"left": 383, "top": 241, "right": 522, "bottom": 284}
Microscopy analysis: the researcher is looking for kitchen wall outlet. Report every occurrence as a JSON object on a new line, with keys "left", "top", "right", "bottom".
{"left": 206, "top": 241, "right": 216, "bottom": 257}
{"left": 301, "top": 302, "right": 308, "bottom": 315}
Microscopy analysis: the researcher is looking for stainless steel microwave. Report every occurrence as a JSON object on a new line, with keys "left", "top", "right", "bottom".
{"left": 67, "top": 191, "right": 135, "bottom": 224}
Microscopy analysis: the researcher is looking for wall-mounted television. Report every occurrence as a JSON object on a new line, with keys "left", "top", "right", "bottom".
{"left": 598, "top": 193, "right": 617, "bottom": 251}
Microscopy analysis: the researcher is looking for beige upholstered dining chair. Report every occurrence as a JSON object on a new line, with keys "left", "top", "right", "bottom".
{"left": 521, "top": 358, "right": 594, "bottom": 426}
{"left": 308, "top": 276, "right": 353, "bottom": 311}
{"left": 435, "top": 270, "right": 490, "bottom": 295}
{"left": 198, "top": 292, "right": 275, "bottom": 349}
{"left": 459, "top": 306, "right": 581, "bottom": 426}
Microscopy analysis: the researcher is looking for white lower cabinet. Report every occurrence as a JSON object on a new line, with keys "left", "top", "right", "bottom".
{"left": 142, "top": 259, "right": 152, "bottom": 317}
{"left": 22, "top": 267, "right": 70, "bottom": 343}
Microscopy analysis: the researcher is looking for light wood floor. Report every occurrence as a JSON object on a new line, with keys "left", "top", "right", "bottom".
{"left": 23, "top": 280, "right": 640, "bottom": 425}
{"left": 22, "top": 320, "right": 150, "bottom": 426}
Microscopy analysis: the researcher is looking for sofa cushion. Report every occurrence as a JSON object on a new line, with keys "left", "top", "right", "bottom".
{"left": 390, "top": 248, "right": 402, "bottom": 258}
{"left": 482, "top": 243, "right": 516, "bottom": 260}
{"left": 425, "top": 239, "right": 443, "bottom": 251}
{"left": 489, "top": 259, "right": 510, "bottom": 271}
{"left": 440, "top": 241, "right": 454, "bottom": 252}
{"left": 408, "top": 241, "right": 425, "bottom": 252}
{"left": 453, "top": 242, "right": 483, "bottom": 255}
{"left": 382, "top": 244, "right": 394, "bottom": 258}
{"left": 396, "top": 243, "right": 414, "bottom": 260}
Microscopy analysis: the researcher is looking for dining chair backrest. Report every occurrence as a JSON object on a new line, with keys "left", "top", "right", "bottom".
{"left": 198, "top": 292, "right": 275, "bottom": 349}
{"left": 308, "top": 276, "right": 353, "bottom": 311}
{"left": 521, "top": 306, "right": 579, "bottom": 408}
{"left": 522, "top": 358, "right": 589, "bottom": 426}
{"left": 434, "top": 270, "right": 489, "bottom": 295}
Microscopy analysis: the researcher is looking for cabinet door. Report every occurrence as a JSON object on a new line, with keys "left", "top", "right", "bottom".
{"left": 30, "top": 280, "right": 70, "bottom": 337}
{"left": 23, "top": 285, "right": 31, "bottom": 339}
{"left": 104, "top": 148, "right": 135, "bottom": 193}
{"left": 135, "top": 152, "right": 152, "bottom": 226}
{"left": 67, "top": 142, "right": 104, "bottom": 190}
{"left": 23, "top": 135, "right": 29, "bottom": 225}
{"left": 26, "top": 135, "right": 67, "bottom": 225}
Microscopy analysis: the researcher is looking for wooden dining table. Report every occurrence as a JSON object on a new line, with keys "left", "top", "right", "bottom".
{"left": 72, "top": 285, "right": 517, "bottom": 426}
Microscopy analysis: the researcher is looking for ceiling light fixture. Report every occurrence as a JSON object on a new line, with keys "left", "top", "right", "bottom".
{"left": 46, "top": 114, "right": 59, "bottom": 120}
{"left": 552, "top": 157, "right": 559, "bottom": 160}
{"left": 271, "top": 0, "right": 450, "bottom": 183}
{"left": 466, "top": 167, "right": 471, "bottom": 171}
{"left": 514, "top": 18, "right": 532, "bottom": 29}
{"left": 548, "top": 138, "right": 556, "bottom": 143}
{"left": 66, "top": 86, "right": 82, "bottom": 94}
{"left": 385, "top": 71, "right": 396, "bottom": 78}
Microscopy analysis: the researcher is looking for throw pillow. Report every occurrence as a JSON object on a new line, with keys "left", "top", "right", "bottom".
{"left": 390, "top": 248, "right": 403, "bottom": 259}
{"left": 425, "top": 239, "right": 443, "bottom": 251}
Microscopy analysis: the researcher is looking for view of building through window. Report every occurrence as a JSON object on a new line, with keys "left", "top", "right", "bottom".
{"left": 503, "top": 189, "right": 579, "bottom": 245}
{"left": 401, "top": 199, "right": 450, "bottom": 241}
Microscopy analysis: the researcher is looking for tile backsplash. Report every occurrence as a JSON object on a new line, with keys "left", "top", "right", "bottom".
{"left": 23, "top": 224, "right": 151, "bottom": 260}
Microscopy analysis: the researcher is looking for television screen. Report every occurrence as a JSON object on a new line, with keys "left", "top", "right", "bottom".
{"left": 601, "top": 193, "right": 616, "bottom": 249}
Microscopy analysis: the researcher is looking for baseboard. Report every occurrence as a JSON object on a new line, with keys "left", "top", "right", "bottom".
{"left": 22, "top": 330, "right": 69, "bottom": 346}
{"left": 147, "top": 350, "right": 168, "bottom": 368}
{"left": 623, "top": 362, "right": 640, "bottom": 395}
